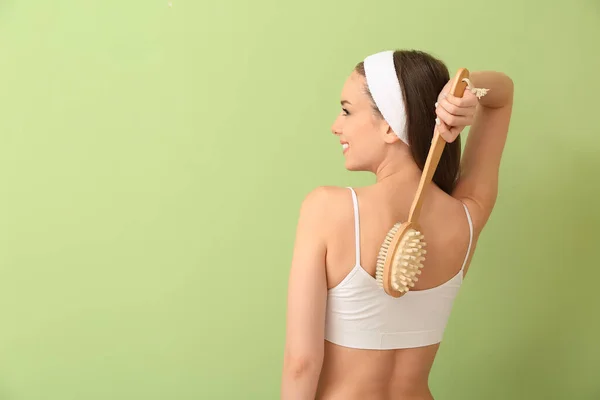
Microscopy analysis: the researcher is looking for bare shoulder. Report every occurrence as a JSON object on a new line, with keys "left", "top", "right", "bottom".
{"left": 297, "top": 186, "right": 352, "bottom": 231}
{"left": 301, "top": 185, "right": 348, "bottom": 203}
{"left": 299, "top": 185, "right": 350, "bottom": 214}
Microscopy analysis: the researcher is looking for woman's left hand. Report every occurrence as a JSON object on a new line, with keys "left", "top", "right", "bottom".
{"left": 435, "top": 84, "right": 479, "bottom": 143}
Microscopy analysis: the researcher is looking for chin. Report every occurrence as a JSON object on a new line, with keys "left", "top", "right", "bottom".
{"left": 344, "top": 160, "right": 361, "bottom": 171}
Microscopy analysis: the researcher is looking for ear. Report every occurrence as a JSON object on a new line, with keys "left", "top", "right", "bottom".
{"left": 382, "top": 125, "right": 401, "bottom": 144}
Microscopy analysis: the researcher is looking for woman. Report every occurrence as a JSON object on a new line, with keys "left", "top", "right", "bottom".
{"left": 281, "top": 49, "right": 514, "bottom": 399}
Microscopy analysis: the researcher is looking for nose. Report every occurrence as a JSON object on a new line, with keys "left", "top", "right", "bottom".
{"left": 331, "top": 115, "right": 342, "bottom": 136}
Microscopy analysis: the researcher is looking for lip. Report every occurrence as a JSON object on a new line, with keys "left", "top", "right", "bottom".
{"left": 341, "top": 142, "right": 349, "bottom": 154}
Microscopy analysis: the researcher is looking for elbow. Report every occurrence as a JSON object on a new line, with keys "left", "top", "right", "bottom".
{"left": 280, "top": 354, "right": 323, "bottom": 400}
{"left": 283, "top": 353, "right": 323, "bottom": 381}
{"left": 502, "top": 73, "right": 515, "bottom": 105}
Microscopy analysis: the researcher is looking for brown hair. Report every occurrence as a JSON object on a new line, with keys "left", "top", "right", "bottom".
{"left": 355, "top": 50, "right": 460, "bottom": 195}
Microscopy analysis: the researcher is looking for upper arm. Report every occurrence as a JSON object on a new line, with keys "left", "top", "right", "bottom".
{"left": 283, "top": 187, "right": 330, "bottom": 369}
{"left": 453, "top": 80, "right": 514, "bottom": 231}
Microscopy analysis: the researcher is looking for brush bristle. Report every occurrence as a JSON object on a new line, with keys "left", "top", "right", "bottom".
{"left": 376, "top": 225, "right": 427, "bottom": 294}
{"left": 376, "top": 223, "right": 402, "bottom": 285}
{"left": 390, "top": 228, "right": 426, "bottom": 293}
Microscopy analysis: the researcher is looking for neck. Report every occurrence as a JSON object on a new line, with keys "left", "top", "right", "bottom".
{"left": 374, "top": 144, "right": 421, "bottom": 184}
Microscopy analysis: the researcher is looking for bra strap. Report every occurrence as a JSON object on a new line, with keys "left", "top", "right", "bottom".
{"left": 347, "top": 187, "right": 361, "bottom": 266}
{"left": 460, "top": 202, "right": 474, "bottom": 271}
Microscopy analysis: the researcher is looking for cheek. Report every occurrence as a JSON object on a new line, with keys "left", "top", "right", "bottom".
{"left": 350, "top": 122, "right": 384, "bottom": 159}
{"left": 346, "top": 115, "right": 374, "bottom": 139}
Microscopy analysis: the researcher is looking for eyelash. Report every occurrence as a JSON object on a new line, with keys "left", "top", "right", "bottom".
{"left": 342, "top": 108, "right": 349, "bottom": 115}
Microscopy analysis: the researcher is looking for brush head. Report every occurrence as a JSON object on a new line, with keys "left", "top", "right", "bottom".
{"left": 376, "top": 222, "right": 427, "bottom": 297}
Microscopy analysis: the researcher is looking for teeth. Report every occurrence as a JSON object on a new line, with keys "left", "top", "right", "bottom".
{"left": 342, "top": 143, "right": 349, "bottom": 150}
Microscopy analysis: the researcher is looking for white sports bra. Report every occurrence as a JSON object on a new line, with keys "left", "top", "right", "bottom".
{"left": 324, "top": 187, "right": 473, "bottom": 350}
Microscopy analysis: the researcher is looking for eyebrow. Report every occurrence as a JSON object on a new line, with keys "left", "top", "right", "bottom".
{"left": 341, "top": 100, "right": 352, "bottom": 106}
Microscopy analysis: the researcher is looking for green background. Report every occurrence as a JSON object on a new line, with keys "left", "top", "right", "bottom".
{"left": 0, "top": 0, "right": 598, "bottom": 399}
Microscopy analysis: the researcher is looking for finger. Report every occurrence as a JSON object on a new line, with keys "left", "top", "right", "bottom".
{"left": 436, "top": 118, "right": 458, "bottom": 143}
{"left": 435, "top": 117, "right": 451, "bottom": 141}
{"left": 436, "top": 91, "right": 447, "bottom": 104}
{"left": 437, "top": 98, "right": 472, "bottom": 117}
{"left": 443, "top": 123, "right": 463, "bottom": 142}
{"left": 449, "top": 125, "right": 464, "bottom": 141}
{"left": 463, "top": 89, "right": 478, "bottom": 104}
{"left": 437, "top": 81, "right": 451, "bottom": 102}
{"left": 445, "top": 90, "right": 478, "bottom": 108}
{"left": 441, "top": 125, "right": 464, "bottom": 144}
{"left": 435, "top": 105, "right": 471, "bottom": 127}
{"left": 460, "top": 90, "right": 479, "bottom": 108}
{"left": 438, "top": 95, "right": 477, "bottom": 119}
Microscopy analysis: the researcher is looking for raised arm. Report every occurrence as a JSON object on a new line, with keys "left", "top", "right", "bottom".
{"left": 442, "top": 71, "right": 515, "bottom": 232}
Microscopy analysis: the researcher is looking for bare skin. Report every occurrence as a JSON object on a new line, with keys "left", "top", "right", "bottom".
{"left": 314, "top": 181, "right": 477, "bottom": 400}
{"left": 281, "top": 67, "right": 514, "bottom": 399}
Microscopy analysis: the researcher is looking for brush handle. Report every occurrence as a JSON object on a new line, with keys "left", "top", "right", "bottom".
{"left": 408, "top": 68, "right": 470, "bottom": 223}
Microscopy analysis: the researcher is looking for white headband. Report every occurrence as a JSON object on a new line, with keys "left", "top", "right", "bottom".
{"left": 363, "top": 50, "right": 408, "bottom": 145}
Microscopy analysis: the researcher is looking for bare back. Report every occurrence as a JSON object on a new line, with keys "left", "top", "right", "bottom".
{"left": 316, "top": 181, "right": 477, "bottom": 399}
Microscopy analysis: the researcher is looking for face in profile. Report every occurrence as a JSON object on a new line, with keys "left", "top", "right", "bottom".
{"left": 330, "top": 70, "right": 397, "bottom": 172}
